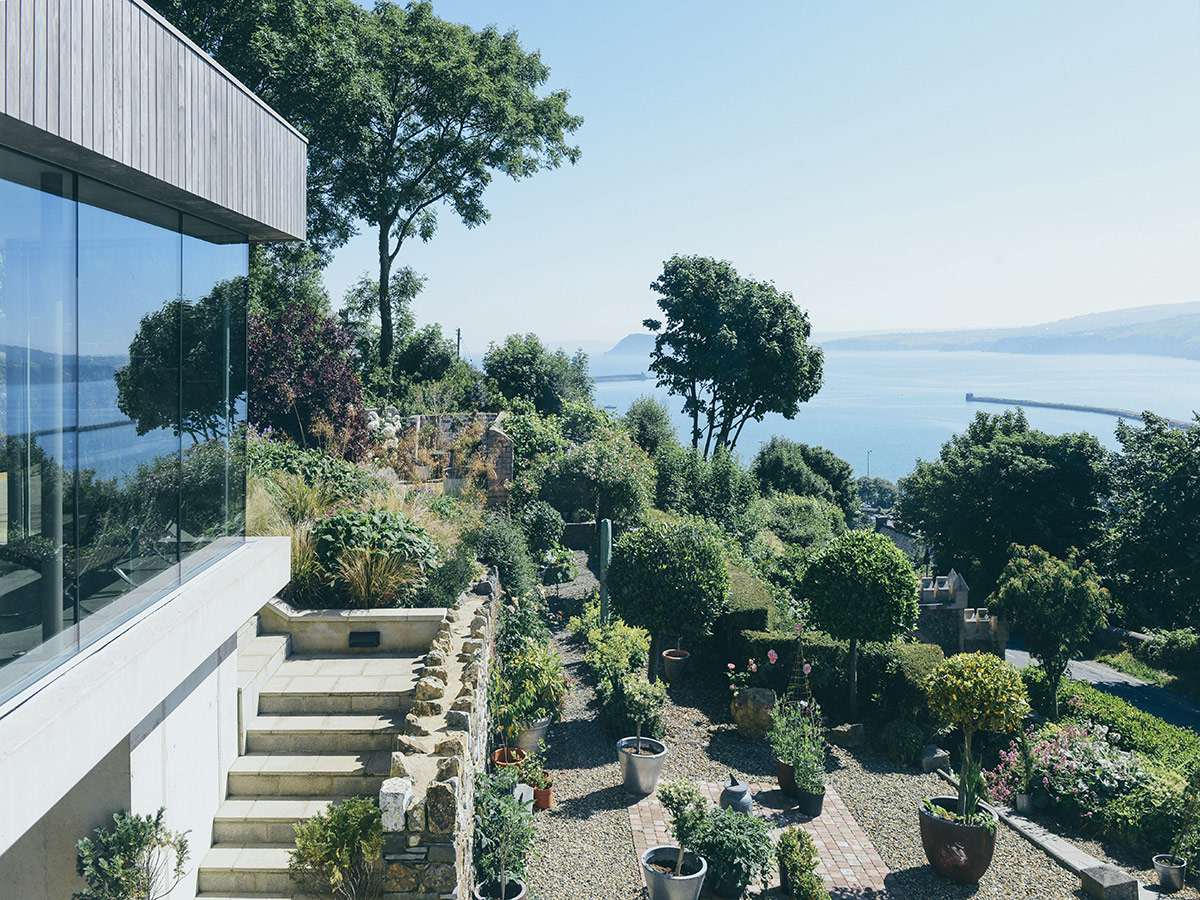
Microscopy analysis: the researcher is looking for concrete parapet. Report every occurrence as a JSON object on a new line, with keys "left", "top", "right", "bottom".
{"left": 259, "top": 600, "right": 447, "bottom": 653}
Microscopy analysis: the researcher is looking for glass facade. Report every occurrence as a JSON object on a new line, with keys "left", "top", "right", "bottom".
{"left": 0, "top": 147, "right": 248, "bottom": 704}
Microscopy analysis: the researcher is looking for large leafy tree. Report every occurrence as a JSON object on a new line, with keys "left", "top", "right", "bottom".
{"left": 753, "top": 437, "right": 857, "bottom": 521}
{"left": 1101, "top": 413, "right": 1200, "bottom": 630}
{"left": 341, "top": 2, "right": 582, "bottom": 367}
{"left": 115, "top": 283, "right": 247, "bottom": 442}
{"left": 802, "top": 530, "right": 919, "bottom": 719}
{"left": 483, "top": 333, "right": 592, "bottom": 415}
{"left": 643, "top": 255, "right": 823, "bottom": 457}
{"left": 992, "top": 544, "right": 1112, "bottom": 719}
{"left": 896, "top": 410, "right": 1109, "bottom": 599}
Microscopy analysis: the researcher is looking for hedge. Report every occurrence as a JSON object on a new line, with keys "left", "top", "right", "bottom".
{"left": 711, "top": 566, "right": 773, "bottom": 654}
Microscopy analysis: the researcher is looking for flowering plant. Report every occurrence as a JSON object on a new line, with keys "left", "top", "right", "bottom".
{"left": 767, "top": 700, "right": 826, "bottom": 793}
{"left": 727, "top": 651, "right": 778, "bottom": 690}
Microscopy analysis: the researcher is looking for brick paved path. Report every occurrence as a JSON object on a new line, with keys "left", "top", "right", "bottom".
{"left": 628, "top": 781, "right": 897, "bottom": 899}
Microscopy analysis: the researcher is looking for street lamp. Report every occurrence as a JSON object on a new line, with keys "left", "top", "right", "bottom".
{"left": 866, "top": 449, "right": 872, "bottom": 479}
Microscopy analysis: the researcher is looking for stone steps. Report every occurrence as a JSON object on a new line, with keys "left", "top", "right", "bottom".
{"left": 196, "top": 845, "right": 294, "bottom": 894}
{"left": 226, "top": 751, "right": 391, "bottom": 797}
{"left": 212, "top": 797, "right": 348, "bottom": 843}
{"left": 245, "top": 714, "right": 403, "bottom": 753}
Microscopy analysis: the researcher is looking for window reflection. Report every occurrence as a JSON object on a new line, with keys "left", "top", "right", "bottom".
{"left": 0, "top": 148, "right": 249, "bottom": 703}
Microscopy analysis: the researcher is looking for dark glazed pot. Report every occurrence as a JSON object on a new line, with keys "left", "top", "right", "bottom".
{"left": 796, "top": 790, "right": 825, "bottom": 818}
{"left": 918, "top": 796, "right": 997, "bottom": 884}
{"left": 473, "top": 878, "right": 527, "bottom": 900}
{"left": 776, "top": 759, "right": 798, "bottom": 798}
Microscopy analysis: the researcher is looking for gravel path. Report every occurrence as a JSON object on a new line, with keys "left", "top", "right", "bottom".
{"left": 826, "top": 743, "right": 1088, "bottom": 900}
{"left": 525, "top": 554, "right": 644, "bottom": 900}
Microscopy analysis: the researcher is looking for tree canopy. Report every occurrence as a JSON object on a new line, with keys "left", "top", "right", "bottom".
{"left": 991, "top": 544, "right": 1112, "bottom": 719}
{"left": 484, "top": 333, "right": 593, "bottom": 415}
{"left": 643, "top": 255, "right": 823, "bottom": 457}
{"left": 753, "top": 437, "right": 857, "bottom": 521}
{"left": 1101, "top": 413, "right": 1200, "bottom": 630}
{"left": 622, "top": 394, "right": 677, "bottom": 457}
{"left": 896, "top": 410, "right": 1109, "bottom": 599}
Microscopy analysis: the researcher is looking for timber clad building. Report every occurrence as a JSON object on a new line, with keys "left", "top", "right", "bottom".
{"left": 0, "top": 1, "right": 304, "bottom": 895}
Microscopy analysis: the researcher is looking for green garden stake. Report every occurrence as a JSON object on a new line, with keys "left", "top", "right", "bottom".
{"left": 599, "top": 518, "right": 612, "bottom": 625}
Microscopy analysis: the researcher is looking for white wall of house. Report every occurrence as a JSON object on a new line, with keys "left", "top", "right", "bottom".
{"left": 0, "top": 537, "right": 290, "bottom": 899}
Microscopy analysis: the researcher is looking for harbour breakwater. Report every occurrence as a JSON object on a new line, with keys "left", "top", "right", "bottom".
{"left": 966, "top": 393, "right": 1195, "bottom": 430}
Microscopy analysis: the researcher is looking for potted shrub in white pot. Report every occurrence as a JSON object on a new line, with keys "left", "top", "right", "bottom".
{"left": 616, "top": 672, "right": 669, "bottom": 795}
{"left": 1154, "top": 764, "right": 1200, "bottom": 893}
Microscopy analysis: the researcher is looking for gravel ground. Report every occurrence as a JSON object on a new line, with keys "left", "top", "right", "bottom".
{"left": 826, "top": 742, "right": 1088, "bottom": 900}
{"left": 525, "top": 553, "right": 644, "bottom": 900}
{"left": 1046, "top": 818, "right": 1199, "bottom": 898}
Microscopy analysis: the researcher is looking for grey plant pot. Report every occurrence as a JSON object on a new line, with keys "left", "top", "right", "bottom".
{"left": 515, "top": 715, "right": 551, "bottom": 755}
{"left": 617, "top": 737, "right": 667, "bottom": 795}
{"left": 1013, "top": 792, "right": 1034, "bottom": 815}
{"left": 1154, "top": 855, "right": 1187, "bottom": 894}
{"left": 640, "top": 845, "right": 707, "bottom": 900}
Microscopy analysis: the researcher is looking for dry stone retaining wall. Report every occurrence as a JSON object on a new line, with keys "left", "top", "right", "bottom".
{"left": 379, "top": 569, "right": 499, "bottom": 900}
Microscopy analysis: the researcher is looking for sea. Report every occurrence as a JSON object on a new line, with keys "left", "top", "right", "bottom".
{"left": 589, "top": 350, "right": 1200, "bottom": 483}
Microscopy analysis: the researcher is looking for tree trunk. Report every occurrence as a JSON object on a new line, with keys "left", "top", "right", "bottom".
{"left": 1050, "top": 671, "right": 1061, "bottom": 721}
{"left": 848, "top": 638, "right": 858, "bottom": 721}
{"left": 378, "top": 223, "right": 394, "bottom": 369}
{"left": 959, "top": 732, "right": 972, "bottom": 817}
{"left": 689, "top": 384, "right": 701, "bottom": 449}
{"left": 648, "top": 632, "right": 661, "bottom": 683}
{"left": 636, "top": 721, "right": 642, "bottom": 754}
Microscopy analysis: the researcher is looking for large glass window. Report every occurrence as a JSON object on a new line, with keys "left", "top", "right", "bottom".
{"left": 0, "top": 147, "right": 249, "bottom": 705}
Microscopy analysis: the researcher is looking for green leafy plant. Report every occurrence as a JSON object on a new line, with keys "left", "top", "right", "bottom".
{"left": 658, "top": 779, "right": 709, "bottom": 875}
{"left": 926, "top": 652, "right": 1029, "bottom": 822}
{"left": 74, "top": 809, "right": 190, "bottom": 900}
{"left": 495, "top": 593, "right": 552, "bottom": 662}
{"left": 620, "top": 671, "right": 667, "bottom": 751}
{"left": 465, "top": 513, "right": 537, "bottom": 597}
{"left": 542, "top": 544, "right": 578, "bottom": 595}
{"left": 517, "top": 500, "right": 565, "bottom": 557}
{"left": 310, "top": 506, "right": 441, "bottom": 607}
{"left": 503, "top": 641, "right": 569, "bottom": 725}
{"left": 609, "top": 519, "right": 729, "bottom": 682}
{"left": 1169, "top": 765, "right": 1200, "bottom": 862}
{"left": 474, "top": 771, "right": 537, "bottom": 899}
{"left": 694, "top": 805, "right": 774, "bottom": 894}
{"left": 513, "top": 741, "right": 552, "bottom": 792}
{"left": 289, "top": 797, "right": 383, "bottom": 900}
{"left": 881, "top": 720, "right": 926, "bottom": 767}
{"left": 776, "top": 826, "right": 830, "bottom": 900}
{"left": 767, "top": 701, "right": 826, "bottom": 793}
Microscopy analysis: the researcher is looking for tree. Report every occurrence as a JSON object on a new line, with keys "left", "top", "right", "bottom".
{"left": 484, "top": 334, "right": 593, "bottom": 415}
{"left": 1102, "top": 413, "right": 1200, "bottom": 630}
{"left": 623, "top": 394, "right": 678, "bottom": 457}
{"left": 801, "top": 530, "right": 919, "bottom": 719}
{"left": 753, "top": 437, "right": 857, "bottom": 521}
{"left": 146, "top": 0, "right": 368, "bottom": 256}
{"left": 115, "top": 283, "right": 247, "bottom": 442}
{"left": 609, "top": 520, "right": 729, "bottom": 682}
{"left": 538, "top": 425, "right": 655, "bottom": 523}
{"left": 992, "top": 544, "right": 1113, "bottom": 719}
{"left": 248, "top": 305, "right": 369, "bottom": 460}
{"left": 339, "top": 2, "right": 582, "bottom": 368}
{"left": 653, "top": 445, "right": 760, "bottom": 539}
{"left": 896, "top": 410, "right": 1109, "bottom": 599}
{"left": 643, "top": 255, "right": 823, "bottom": 456}
{"left": 248, "top": 244, "right": 331, "bottom": 320}
{"left": 857, "top": 476, "right": 898, "bottom": 510}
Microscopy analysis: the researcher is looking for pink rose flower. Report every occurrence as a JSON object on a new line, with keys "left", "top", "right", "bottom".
{"left": 767, "top": 649, "right": 779, "bottom": 665}
{"left": 803, "top": 663, "right": 812, "bottom": 675}
{"left": 748, "top": 660, "right": 757, "bottom": 673}
{"left": 727, "top": 662, "right": 736, "bottom": 671}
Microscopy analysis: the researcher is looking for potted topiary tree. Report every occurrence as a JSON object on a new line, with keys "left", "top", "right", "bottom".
{"left": 609, "top": 520, "right": 729, "bottom": 682}
{"left": 474, "top": 770, "right": 536, "bottom": 900}
{"left": 646, "top": 779, "right": 710, "bottom": 900}
{"left": 616, "top": 671, "right": 669, "bottom": 795}
{"left": 922, "top": 652, "right": 1029, "bottom": 884}
{"left": 801, "top": 531, "right": 919, "bottom": 720}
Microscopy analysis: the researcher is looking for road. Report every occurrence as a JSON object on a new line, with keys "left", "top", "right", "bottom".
{"left": 1005, "top": 646, "right": 1200, "bottom": 734}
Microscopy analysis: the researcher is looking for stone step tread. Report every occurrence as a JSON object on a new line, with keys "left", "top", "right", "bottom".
{"left": 199, "top": 844, "right": 294, "bottom": 872}
{"left": 270, "top": 654, "right": 424, "bottom": 680}
{"left": 215, "top": 797, "right": 352, "bottom": 823}
{"left": 247, "top": 714, "right": 404, "bottom": 734}
{"left": 259, "top": 673, "right": 420, "bottom": 696}
{"left": 229, "top": 752, "right": 391, "bottom": 776}
{"left": 197, "top": 894, "right": 324, "bottom": 900}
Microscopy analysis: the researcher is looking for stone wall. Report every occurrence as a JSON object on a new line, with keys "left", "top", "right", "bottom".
{"left": 379, "top": 570, "right": 499, "bottom": 900}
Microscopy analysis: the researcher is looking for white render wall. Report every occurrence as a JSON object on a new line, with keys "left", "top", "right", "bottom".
{"left": 0, "top": 536, "right": 290, "bottom": 899}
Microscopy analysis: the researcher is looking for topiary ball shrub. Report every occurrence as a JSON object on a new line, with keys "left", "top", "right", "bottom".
{"left": 517, "top": 500, "right": 565, "bottom": 558}
{"left": 881, "top": 719, "right": 926, "bottom": 767}
{"left": 609, "top": 519, "right": 729, "bottom": 681}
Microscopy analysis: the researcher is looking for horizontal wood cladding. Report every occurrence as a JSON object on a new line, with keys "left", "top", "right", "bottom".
{"left": 0, "top": 0, "right": 307, "bottom": 241}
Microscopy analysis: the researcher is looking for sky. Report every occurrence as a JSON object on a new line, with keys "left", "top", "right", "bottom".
{"left": 328, "top": 1, "right": 1200, "bottom": 355}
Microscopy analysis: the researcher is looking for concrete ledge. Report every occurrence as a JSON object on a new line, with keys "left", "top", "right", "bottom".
{"left": 259, "top": 600, "right": 448, "bottom": 654}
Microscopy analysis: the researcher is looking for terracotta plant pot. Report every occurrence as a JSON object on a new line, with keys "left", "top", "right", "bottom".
{"left": 918, "top": 796, "right": 996, "bottom": 884}
{"left": 662, "top": 649, "right": 691, "bottom": 683}
{"left": 533, "top": 785, "right": 553, "bottom": 809}
{"left": 491, "top": 747, "right": 527, "bottom": 768}
{"left": 776, "top": 759, "right": 798, "bottom": 798}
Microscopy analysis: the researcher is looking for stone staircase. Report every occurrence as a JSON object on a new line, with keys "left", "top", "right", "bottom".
{"left": 195, "top": 644, "right": 422, "bottom": 899}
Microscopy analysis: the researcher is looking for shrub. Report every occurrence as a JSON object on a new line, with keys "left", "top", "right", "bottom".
{"left": 881, "top": 720, "right": 926, "bottom": 767}
{"left": 566, "top": 592, "right": 601, "bottom": 642}
{"left": 1136, "top": 628, "right": 1200, "bottom": 677}
{"left": 517, "top": 500, "right": 565, "bottom": 557}
{"left": 694, "top": 806, "right": 774, "bottom": 894}
{"left": 623, "top": 394, "right": 677, "bottom": 457}
{"left": 658, "top": 778, "right": 708, "bottom": 853}
{"left": 764, "top": 493, "right": 846, "bottom": 550}
{"left": 289, "top": 797, "right": 382, "bottom": 900}
{"left": 248, "top": 436, "right": 382, "bottom": 500}
{"left": 502, "top": 641, "right": 568, "bottom": 725}
{"left": 1102, "top": 767, "right": 1196, "bottom": 860}
{"left": 474, "top": 770, "right": 536, "bottom": 896}
{"left": 620, "top": 671, "right": 668, "bottom": 746}
{"left": 653, "top": 445, "right": 760, "bottom": 541}
{"left": 768, "top": 701, "right": 826, "bottom": 793}
{"left": 495, "top": 593, "right": 552, "bottom": 661}
{"left": 584, "top": 619, "right": 650, "bottom": 688}
{"left": 542, "top": 545, "right": 578, "bottom": 593}
{"left": 609, "top": 519, "right": 729, "bottom": 681}
{"left": 248, "top": 306, "right": 370, "bottom": 460}
{"left": 538, "top": 424, "right": 655, "bottom": 523}
{"left": 75, "top": 808, "right": 190, "bottom": 900}
{"left": 413, "top": 544, "right": 479, "bottom": 607}
{"left": 1057, "top": 679, "right": 1200, "bottom": 769}
{"left": 776, "top": 826, "right": 830, "bottom": 900}
{"left": 465, "top": 513, "right": 536, "bottom": 597}
{"left": 310, "top": 507, "right": 441, "bottom": 607}
{"left": 753, "top": 437, "right": 857, "bottom": 520}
